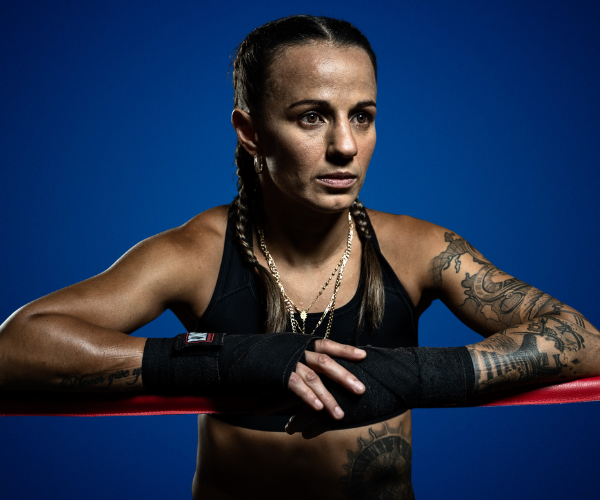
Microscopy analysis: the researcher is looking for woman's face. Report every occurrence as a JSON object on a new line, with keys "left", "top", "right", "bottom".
{"left": 257, "top": 43, "right": 377, "bottom": 214}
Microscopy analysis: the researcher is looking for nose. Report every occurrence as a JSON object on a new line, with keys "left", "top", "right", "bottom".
{"left": 326, "top": 119, "right": 358, "bottom": 160}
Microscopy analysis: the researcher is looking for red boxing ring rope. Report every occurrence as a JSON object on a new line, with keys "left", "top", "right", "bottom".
{"left": 1, "top": 376, "right": 600, "bottom": 417}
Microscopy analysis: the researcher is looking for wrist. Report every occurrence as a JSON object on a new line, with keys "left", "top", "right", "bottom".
{"left": 141, "top": 332, "right": 318, "bottom": 396}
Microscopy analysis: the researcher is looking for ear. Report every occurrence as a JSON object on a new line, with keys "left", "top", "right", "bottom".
{"left": 231, "top": 108, "right": 262, "bottom": 156}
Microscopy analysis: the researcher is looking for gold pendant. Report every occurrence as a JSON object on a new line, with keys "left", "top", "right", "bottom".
{"left": 300, "top": 311, "right": 307, "bottom": 320}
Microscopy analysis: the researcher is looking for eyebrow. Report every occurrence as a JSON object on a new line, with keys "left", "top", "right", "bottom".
{"left": 288, "top": 99, "right": 377, "bottom": 109}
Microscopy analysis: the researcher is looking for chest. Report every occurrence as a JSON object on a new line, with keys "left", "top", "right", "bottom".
{"left": 178, "top": 217, "right": 418, "bottom": 348}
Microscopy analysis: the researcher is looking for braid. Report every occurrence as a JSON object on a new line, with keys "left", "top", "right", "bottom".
{"left": 229, "top": 16, "right": 379, "bottom": 335}
{"left": 231, "top": 147, "right": 255, "bottom": 265}
{"left": 230, "top": 141, "right": 288, "bottom": 334}
{"left": 351, "top": 199, "right": 385, "bottom": 343}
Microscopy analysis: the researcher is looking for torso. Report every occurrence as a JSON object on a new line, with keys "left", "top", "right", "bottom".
{"left": 193, "top": 410, "right": 414, "bottom": 500}
{"left": 166, "top": 206, "right": 432, "bottom": 499}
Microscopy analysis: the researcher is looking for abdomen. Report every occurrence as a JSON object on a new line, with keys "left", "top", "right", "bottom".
{"left": 193, "top": 410, "right": 414, "bottom": 500}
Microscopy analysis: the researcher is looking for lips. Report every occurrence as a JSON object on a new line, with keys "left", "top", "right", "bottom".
{"left": 316, "top": 172, "right": 357, "bottom": 189}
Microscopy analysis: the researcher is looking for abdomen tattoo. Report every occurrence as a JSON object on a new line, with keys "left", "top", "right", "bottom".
{"left": 341, "top": 421, "right": 415, "bottom": 500}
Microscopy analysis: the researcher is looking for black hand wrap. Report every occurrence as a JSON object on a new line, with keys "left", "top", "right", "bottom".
{"left": 142, "top": 332, "right": 317, "bottom": 396}
{"left": 323, "top": 346, "right": 476, "bottom": 426}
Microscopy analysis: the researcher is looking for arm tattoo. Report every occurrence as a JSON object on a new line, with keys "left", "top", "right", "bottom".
{"left": 468, "top": 317, "right": 586, "bottom": 394}
{"left": 432, "top": 232, "right": 599, "bottom": 396}
{"left": 431, "top": 232, "right": 593, "bottom": 330}
{"left": 341, "top": 420, "right": 415, "bottom": 500}
{"left": 429, "top": 232, "right": 486, "bottom": 287}
{"left": 460, "top": 263, "right": 557, "bottom": 328}
{"left": 60, "top": 367, "right": 142, "bottom": 390}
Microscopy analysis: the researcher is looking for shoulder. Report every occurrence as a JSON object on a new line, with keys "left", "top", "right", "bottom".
{"left": 106, "top": 205, "right": 230, "bottom": 304}
{"left": 366, "top": 209, "right": 464, "bottom": 307}
{"left": 367, "top": 210, "right": 440, "bottom": 243}
{"left": 12, "top": 206, "right": 232, "bottom": 334}
{"left": 120, "top": 205, "right": 228, "bottom": 267}
{"left": 366, "top": 209, "right": 451, "bottom": 262}
{"left": 159, "top": 205, "right": 229, "bottom": 256}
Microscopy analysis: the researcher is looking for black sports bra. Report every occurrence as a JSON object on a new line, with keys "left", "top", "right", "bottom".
{"left": 197, "top": 213, "right": 419, "bottom": 431}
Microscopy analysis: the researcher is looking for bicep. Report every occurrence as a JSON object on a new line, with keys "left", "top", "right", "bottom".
{"left": 426, "top": 230, "right": 591, "bottom": 336}
{"left": 18, "top": 237, "right": 186, "bottom": 334}
{"left": 7, "top": 207, "right": 228, "bottom": 336}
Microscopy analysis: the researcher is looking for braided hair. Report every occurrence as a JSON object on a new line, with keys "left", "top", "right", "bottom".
{"left": 230, "top": 15, "right": 384, "bottom": 339}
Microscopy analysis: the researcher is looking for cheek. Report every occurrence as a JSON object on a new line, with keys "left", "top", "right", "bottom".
{"left": 269, "top": 132, "right": 324, "bottom": 179}
{"left": 357, "top": 132, "right": 376, "bottom": 165}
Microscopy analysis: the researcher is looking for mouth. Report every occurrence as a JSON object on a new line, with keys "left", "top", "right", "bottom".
{"left": 316, "top": 172, "right": 357, "bottom": 189}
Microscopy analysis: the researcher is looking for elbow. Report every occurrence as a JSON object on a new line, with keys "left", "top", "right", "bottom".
{"left": 0, "top": 306, "right": 50, "bottom": 389}
{"left": 0, "top": 305, "right": 42, "bottom": 344}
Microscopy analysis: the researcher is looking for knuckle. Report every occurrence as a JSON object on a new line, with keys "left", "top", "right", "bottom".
{"left": 320, "top": 393, "right": 335, "bottom": 406}
{"left": 302, "top": 386, "right": 314, "bottom": 399}
{"left": 304, "top": 369, "right": 319, "bottom": 382}
{"left": 288, "top": 372, "right": 301, "bottom": 385}
{"left": 317, "top": 354, "right": 332, "bottom": 366}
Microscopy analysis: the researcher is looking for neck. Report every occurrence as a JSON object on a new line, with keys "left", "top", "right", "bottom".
{"left": 258, "top": 195, "right": 353, "bottom": 268}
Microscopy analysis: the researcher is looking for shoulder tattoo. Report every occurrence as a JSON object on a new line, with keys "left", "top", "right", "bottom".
{"left": 429, "top": 232, "right": 486, "bottom": 287}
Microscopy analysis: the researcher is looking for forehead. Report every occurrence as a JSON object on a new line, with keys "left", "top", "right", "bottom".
{"left": 266, "top": 43, "right": 377, "bottom": 106}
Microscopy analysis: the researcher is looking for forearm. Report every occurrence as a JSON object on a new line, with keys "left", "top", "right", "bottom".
{"left": 0, "top": 310, "right": 365, "bottom": 424}
{"left": 290, "top": 311, "right": 600, "bottom": 432}
{"left": 466, "top": 311, "right": 600, "bottom": 396}
{"left": 0, "top": 312, "right": 146, "bottom": 391}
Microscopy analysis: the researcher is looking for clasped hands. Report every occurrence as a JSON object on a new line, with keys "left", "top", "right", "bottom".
{"left": 255, "top": 338, "right": 367, "bottom": 439}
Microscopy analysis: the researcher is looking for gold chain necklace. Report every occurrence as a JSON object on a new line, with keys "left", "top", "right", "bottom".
{"left": 257, "top": 213, "right": 354, "bottom": 339}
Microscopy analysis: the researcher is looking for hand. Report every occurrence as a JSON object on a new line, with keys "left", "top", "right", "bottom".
{"left": 256, "top": 339, "right": 366, "bottom": 421}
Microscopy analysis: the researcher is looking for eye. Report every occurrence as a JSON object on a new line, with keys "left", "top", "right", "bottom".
{"left": 352, "top": 112, "right": 372, "bottom": 126}
{"left": 300, "top": 112, "right": 323, "bottom": 125}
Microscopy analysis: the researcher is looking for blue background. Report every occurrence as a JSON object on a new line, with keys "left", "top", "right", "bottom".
{"left": 1, "top": 1, "right": 599, "bottom": 498}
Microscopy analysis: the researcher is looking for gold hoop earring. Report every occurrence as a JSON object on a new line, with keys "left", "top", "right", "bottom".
{"left": 254, "top": 155, "right": 263, "bottom": 174}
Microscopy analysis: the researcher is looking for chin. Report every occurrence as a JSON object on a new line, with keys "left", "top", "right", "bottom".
{"left": 305, "top": 192, "right": 358, "bottom": 214}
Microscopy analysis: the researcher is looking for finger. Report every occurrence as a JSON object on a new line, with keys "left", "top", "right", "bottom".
{"left": 255, "top": 393, "right": 302, "bottom": 416}
{"left": 287, "top": 371, "right": 325, "bottom": 412}
{"left": 295, "top": 362, "right": 345, "bottom": 420}
{"left": 313, "top": 338, "right": 366, "bottom": 360}
{"left": 304, "top": 351, "right": 365, "bottom": 394}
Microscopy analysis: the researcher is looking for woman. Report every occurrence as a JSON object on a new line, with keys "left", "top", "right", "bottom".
{"left": 1, "top": 15, "right": 599, "bottom": 500}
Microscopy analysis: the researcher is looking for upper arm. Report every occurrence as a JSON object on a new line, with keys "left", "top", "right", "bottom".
{"left": 10, "top": 207, "right": 228, "bottom": 334}
{"left": 22, "top": 239, "right": 178, "bottom": 334}
{"left": 369, "top": 211, "right": 592, "bottom": 337}
{"left": 424, "top": 229, "right": 592, "bottom": 336}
